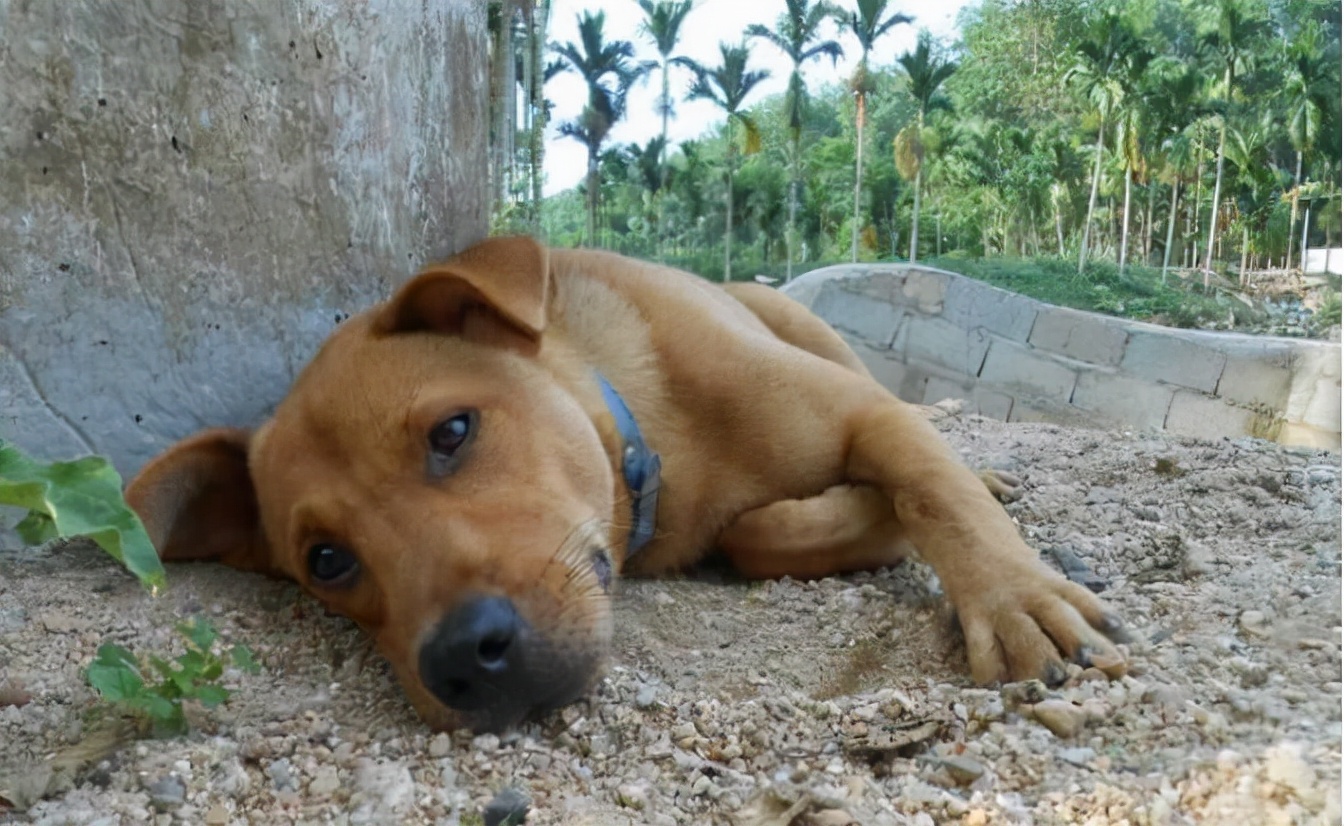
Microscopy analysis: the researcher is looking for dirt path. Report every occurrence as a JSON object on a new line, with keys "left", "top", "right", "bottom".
{"left": 2, "top": 413, "right": 1339, "bottom": 825}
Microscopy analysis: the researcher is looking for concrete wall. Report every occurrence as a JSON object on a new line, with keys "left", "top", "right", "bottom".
{"left": 0, "top": 1, "right": 489, "bottom": 475}
{"left": 785, "top": 264, "right": 1342, "bottom": 451}
{"left": 1304, "top": 248, "right": 1344, "bottom": 276}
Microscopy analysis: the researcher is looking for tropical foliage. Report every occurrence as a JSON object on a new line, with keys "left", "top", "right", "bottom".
{"left": 487, "top": 0, "right": 1341, "bottom": 314}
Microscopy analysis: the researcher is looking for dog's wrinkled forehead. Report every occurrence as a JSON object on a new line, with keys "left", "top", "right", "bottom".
{"left": 273, "top": 317, "right": 494, "bottom": 440}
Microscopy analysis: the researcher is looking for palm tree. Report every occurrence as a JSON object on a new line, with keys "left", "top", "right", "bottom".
{"left": 836, "top": 0, "right": 911, "bottom": 262}
{"left": 678, "top": 42, "right": 771, "bottom": 281}
{"left": 1194, "top": 0, "right": 1270, "bottom": 284}
{"left": 552, "top": 11, "right": 648, "bottom": 246}
{"left": 896, "top": 32, "right": 957, "bottom": 264}
{"left": 1113, "top": 87, "right": 1148, "bottom": 275}
{"left": 1065, "top": 11, "right": 1151, "bottom": 274}
{"left": 1143, "top": 59, "right": 1205, "bottom": 281}
{"left": 747, "top": 0, "right": 843, "bottom": 280}
{"left": 1224, "top": 118, "right": 1278, "bottom": 286}
{"left": 636, "top": 0, "right": 694, "bottom": 258}
{"left": 1284, "top": 26, "right": 1334, "bottom": 271}
{"left": 522, "top": 1, "right": 554, "bottom": 229}
{"left": 624, "top": 136, "right": 668, "bottom": 244}
{"left": 1043, "top": 133, "right": 1086, "bottom": 259}
{"left": 488, "top": 1, "right": 522, "bottom": 212}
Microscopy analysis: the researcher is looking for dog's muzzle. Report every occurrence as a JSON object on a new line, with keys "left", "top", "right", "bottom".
{"left": 417, "top": 595, "right": 595, "bottom": 730}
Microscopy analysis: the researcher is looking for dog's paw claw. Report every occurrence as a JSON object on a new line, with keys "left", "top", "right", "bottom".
{"left": 1099, "top": 612, "right": 1132, "bottom": 642}
{"left": 1042, "top": 661, "right": 1068, "bottom": 687}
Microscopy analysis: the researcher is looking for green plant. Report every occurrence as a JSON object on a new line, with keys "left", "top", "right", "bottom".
{"left": 1314, "top": 292, "right": 1341, "bottom": 330}
{"left": 923, "top": 255, "right": 1258, "bottom": 331}
{"left": 0, "top": 439, "right": 165, "bottom": 592}
{"left": 86, "top": 617, "right": 260, "bottom": 736}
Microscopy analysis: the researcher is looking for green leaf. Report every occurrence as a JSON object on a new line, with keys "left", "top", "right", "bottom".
{"left": 230, "top": 646, "right": 261, "bottom": 675}
{"left": 140, "top": 697, "right": 187, "bottom": 736}
{"left": 15, "top": 511, "right": 57, "bottom": 545}
{"left": 86, "top": 645, "right": 144, "bottom": 701}
{"left": 148, "top": 655, "right": 179, "bottom": 681}
{"left": 193, "top": 684, "right": 231, "bottom": 709}
{"left": 180, "top": 618, "right": 218, "bottom": 652}
{"left": 0, "top": 440, "right": 166, "bottom": 592}
{"left": 175, "top": 650, "right": 207, "bottom": 674}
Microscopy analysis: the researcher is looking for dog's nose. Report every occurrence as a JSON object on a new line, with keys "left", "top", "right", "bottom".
{"left": 418, "top": 596, "right": 526, "bottom": 712}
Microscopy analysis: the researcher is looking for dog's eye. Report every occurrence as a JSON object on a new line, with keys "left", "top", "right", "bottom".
{"left": 308, "top": 543, "right": 360, "bottom": 586}
{"left": 429, "top": 411, "right": 477, "bottom": 457}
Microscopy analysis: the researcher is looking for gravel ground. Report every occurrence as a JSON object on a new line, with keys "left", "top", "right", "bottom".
{"left": 1, "top": 413, "right": 1339, "bottom": 825}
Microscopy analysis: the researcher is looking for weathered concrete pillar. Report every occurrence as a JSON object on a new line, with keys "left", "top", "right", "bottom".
{"left": 0, "top": 1, "right": 488, "bottom": 474}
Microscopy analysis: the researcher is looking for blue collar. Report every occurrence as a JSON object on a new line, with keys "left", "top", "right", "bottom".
{"left": 596, "top": 373, "right": 661, "bottom": 558}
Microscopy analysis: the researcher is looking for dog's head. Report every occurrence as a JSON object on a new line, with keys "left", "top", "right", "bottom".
{"left": 126, "top": 237, "right": 628, "bottom": 730}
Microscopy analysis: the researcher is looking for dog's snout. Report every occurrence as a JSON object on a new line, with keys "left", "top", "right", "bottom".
{"left": 419, "top": 596, "right": 525, "bottom": 712}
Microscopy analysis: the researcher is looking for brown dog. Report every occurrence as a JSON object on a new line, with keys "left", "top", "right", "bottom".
{"left": 126, "top": 237, "right": 1126, "bottom": 731}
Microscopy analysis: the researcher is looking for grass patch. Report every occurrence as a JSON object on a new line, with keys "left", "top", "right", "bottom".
{"left": 925, "top": 255, "right": 1258, "bottom": 329}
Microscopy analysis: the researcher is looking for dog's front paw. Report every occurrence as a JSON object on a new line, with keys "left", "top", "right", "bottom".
{"left": 953, "top": 562, "right": 1128, "bottom": 686}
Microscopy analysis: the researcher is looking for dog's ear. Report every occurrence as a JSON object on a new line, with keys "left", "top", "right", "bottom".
{"left": 124, "top": 428, "right": 278, "bottom": 576}
{"left": 378, "top": 236, "right": 550, "bottom": 342}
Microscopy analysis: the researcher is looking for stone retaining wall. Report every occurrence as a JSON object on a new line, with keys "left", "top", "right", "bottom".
{"left": 783, "top": 264, "right": 1341, "bottom": 451}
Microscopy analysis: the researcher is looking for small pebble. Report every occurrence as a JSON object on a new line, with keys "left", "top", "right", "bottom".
{"left": 809, "top": 810, "right": 858, "bottom": 826}
{"left": 266, "top": 759, "right": 295, "bottom": 792}
{"left": 940, "top": 755, "right": 985, "bottom": 785}
{"left": 635, "top": 685, "right": 658, "bottom": 709}
{"left": 308, "top": 766, "right": 340, "bottom": 797}
{"left": 616, "top": 782, "right": 648, "bottom": 810}
{"left": 483, "top": 786, "right": 531, "bottom": 826}
{"left": 1031, "top": 700, "right": 1086, "bottom": 738}
{"left": 145, "top": 776, "right": 186, "bottom": 811}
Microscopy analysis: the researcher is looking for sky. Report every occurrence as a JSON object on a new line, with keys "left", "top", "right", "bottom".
{"left": 542, "top": 0, "right": 973, "bottom": 195}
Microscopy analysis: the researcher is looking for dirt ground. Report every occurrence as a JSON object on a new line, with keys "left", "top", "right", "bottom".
{"left": 0, "top": 411, "right": 1339, "bottom": 825}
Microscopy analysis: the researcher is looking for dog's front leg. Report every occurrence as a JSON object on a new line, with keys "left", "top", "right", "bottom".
{"left": 845, "top": 400, "right": 1127, "bottom": 685}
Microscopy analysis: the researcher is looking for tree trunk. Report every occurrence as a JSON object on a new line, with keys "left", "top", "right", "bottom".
{"left": 786, "top": 139, "right": 798, "bottom": 281}
{"left": 1202, "top": 65, "right": 1232, "bottom": 288}
{"left": 490, "top": 4, "right": 516, "bottom": 208}
{"left": 1119, "top": 166, "right": 1133, "bottom": 274}
{"left": 1287, "top": 150, "right": 1303, "bottom": 270}
{"left": 1053, "top": 185, "right": 1066, "bottom": 256}
{"left": 1162, "top": 181, "right": 1180, "bottom": 283}
{"left": 910, "top": 165, "right": 923, "bottom": 264}
{"left": 724, "top": 122, "right": 735, "bottom": 282}
{"left": 529, "top": 0, "right": 550, "bottom": 230}
{"left": 1142, "top": 182, "right": 1156, "bottom": 263}
{"left": 909, "top": 110, "right": 924, "bottom": 264}
{"left": 1239, "top": 225, "right": 1249, "bottom": 287}
{"left": 658, "top": 62, "right": 671, "bottom": 261}
{"left": 1189, "top": 135, "right": 1204, "bottom": 270}
{"left": 586, "top": 148, "right": 599, "bottom": 246}
{"left": 851, "top": 91, "right": 866, "bottom": 262}
{"left": 1079, "top": 120, "right": 1105, "bottom": 274}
